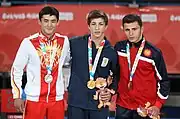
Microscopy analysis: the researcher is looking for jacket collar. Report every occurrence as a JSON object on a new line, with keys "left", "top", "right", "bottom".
{"left": 39, "top": 32, "right": 56, "bottom": 41}
{"left": 127, "top": 35, "right": 144, "bottom": 48}
{"left": 85, "top": 34, "right": 111, "bottom": 48}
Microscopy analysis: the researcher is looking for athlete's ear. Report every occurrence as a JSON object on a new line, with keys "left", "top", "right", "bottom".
{"left": 141, "top": 26, "right": 144, "bottom": 34}
{"left": 56, "top": 21, "right": 59, "bottom": 26}
{"left": 88, "top": 25, "right": 90, "bottom": 30}
{"left": 38, "top": 19, "right": 41, "bottom": 25}
{"left": 105, "top": 25, "right": 108, "bottom": 30}
{"left": 120, "top": 25, "right": 124, "bottom": 31}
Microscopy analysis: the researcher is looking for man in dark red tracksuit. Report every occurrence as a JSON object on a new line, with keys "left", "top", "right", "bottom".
{"left": 114, "top": 14, "right": 170, "bottom": 119}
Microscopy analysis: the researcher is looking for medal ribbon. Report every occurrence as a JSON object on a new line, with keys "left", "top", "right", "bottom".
{"left": 88, "top": 36, "right": 105, "bottom": 81}
{"left": 126, "top": 39, "right": 145, "bottom": 82}
{"left": 39, "top": 38, "right": 58, "bottom": 75}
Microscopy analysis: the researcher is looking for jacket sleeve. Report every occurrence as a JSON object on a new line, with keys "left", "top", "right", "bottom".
{"left": 62, "top": 36, "right": 71, "bottom": 91}
{"left": 108, "top": 48, "right": 120, "bottom": 93}
{"left": 11, "top": 39, "right": 29, "bottom": 99}
{"left": 153, "top": 50, "right": 170, "bottom": 108}
{"left": 63, "top": 36, "right": 71, "bottom": 65}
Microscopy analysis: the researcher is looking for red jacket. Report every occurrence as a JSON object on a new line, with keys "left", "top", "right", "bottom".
{"left": 114, "top": 38, "right": 170, "bottom": 110}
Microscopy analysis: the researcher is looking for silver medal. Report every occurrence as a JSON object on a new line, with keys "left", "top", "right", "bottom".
{"left": 45, "top": 74, "right": 53, "bottom": 83}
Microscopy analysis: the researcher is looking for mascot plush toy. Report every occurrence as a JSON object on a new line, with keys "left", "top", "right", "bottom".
{"left": 93, "top": 77, "right": 115, "bottom": 109}
{"left": 137, "top": 102, "right": 160, "bottom": 119}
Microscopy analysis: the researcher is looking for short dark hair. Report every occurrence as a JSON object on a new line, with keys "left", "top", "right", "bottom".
{"left": 122, "top": 14, "right": 142, "bottom": 27}
{"left": 39, "top": 6, "right": 59, "bottom": 21}
{"left": 86, "top": 10, "right": 108, "bottom": 26}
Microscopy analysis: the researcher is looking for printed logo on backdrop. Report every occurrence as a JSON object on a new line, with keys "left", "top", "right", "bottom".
{"left": 107, "top": 13, "right": 158, "bottom": 22}
{"left": 141, "top": 14, "right": 157, "bottom": 22}
{"left": 170, "top": 15, "right": 180, "bottom": 22}
{"left": 1, "top": 12, "right": 74, "bottom": 21}
{"left": 107, "top": 14, "right": 125, "bottom": 20}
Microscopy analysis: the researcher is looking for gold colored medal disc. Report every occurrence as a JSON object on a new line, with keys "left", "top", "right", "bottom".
{"left": 87, "top": 80, "right": 95, "bottom": 89}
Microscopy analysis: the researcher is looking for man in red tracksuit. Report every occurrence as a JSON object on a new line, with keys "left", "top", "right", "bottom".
{"left": 114, "top": 14, "right": 170, "bottom": 119}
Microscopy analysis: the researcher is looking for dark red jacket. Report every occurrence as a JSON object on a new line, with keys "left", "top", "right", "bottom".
{"left": 114, "top": 38, "right": 170, "bottom": 110}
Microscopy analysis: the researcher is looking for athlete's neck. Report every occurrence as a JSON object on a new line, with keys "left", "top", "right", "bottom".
{"left": 41, "top": 31, "right": 54, "bottom": 41}
{"left": 134, "top": 34, "right": 143, "bottom": 43}
{"left": 47, "top": 35, "right": 54, "bottom": 41}
{"left": 91, "top": 34, "right": 104, "bottom": 48}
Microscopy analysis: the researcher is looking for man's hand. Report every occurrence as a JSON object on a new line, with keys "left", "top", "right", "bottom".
{"left": 147, "top": 106, "right": 160, "bottom": 118}
{"left": 14, "top": 98, "right": 25, "bottom": 113}
{"left": 100, "top": 88, "right": 111, "bottom": 102}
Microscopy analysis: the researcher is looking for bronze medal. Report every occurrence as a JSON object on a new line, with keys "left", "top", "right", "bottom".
{"left": 87, "top": 80, "right": 95, "bottom": 89}
{"left": 128, "top": 81, "right": 132, "bottom": 90}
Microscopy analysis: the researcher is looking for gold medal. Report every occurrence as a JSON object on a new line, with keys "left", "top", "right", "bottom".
{"left": 45, "top": 74, "right": 53, "bottom": 83}
{"left": 87, "top": 80, "right": 95, "bottom": 89}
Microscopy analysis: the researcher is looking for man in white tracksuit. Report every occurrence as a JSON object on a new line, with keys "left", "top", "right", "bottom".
{"left": 11, "top": 6, "right": 70, "bottom": 119}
